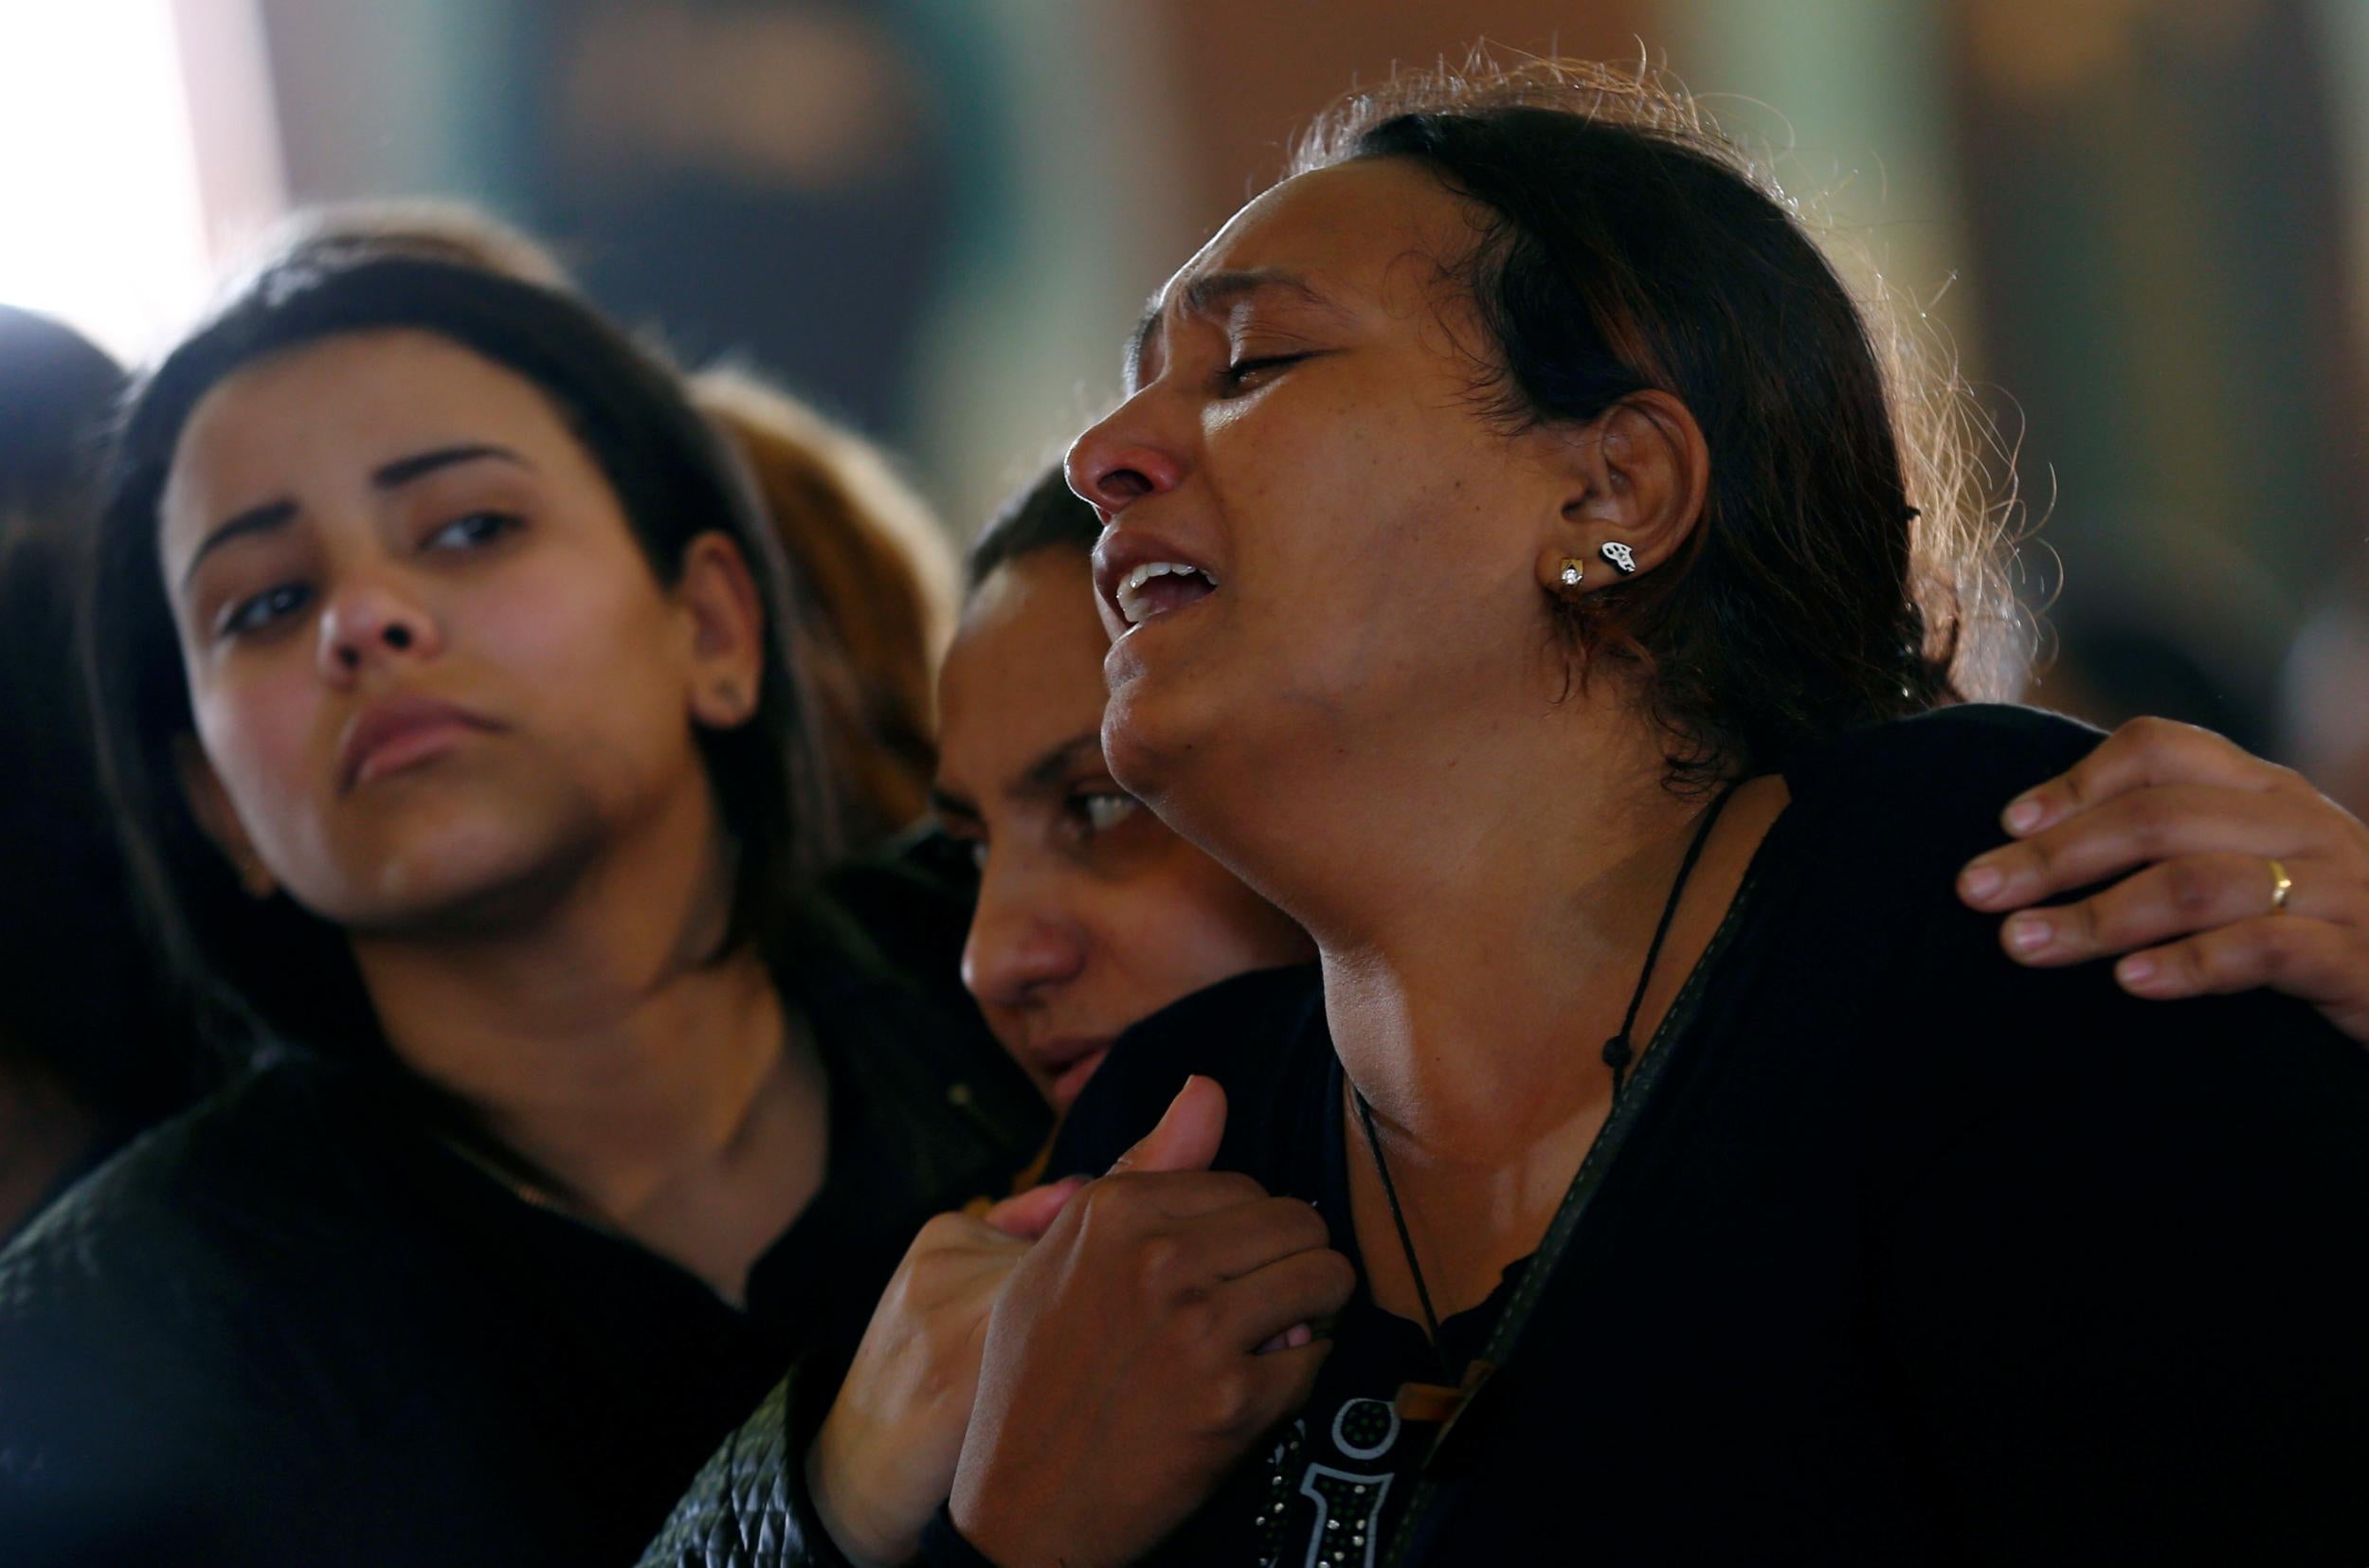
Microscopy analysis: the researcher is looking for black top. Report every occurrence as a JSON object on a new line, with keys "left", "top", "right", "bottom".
{"left": 0, "top": 890, "right": 1045, "bottom": 1567}
{"left": 1026, "top": 705, "right": 2369, "bottom": 1567}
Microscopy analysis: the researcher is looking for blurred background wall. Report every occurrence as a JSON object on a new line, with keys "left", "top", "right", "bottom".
{"left": 5, "top": 0, "right": 2363, "bottom": 802}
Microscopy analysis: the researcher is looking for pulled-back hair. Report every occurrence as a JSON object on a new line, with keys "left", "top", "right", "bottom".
{"left": 966, "top": 463, "right": 1102, "bottom": 592}
{"left": 89, "top": 236, "right": 837, "bottom": 1057}
{"left": 1293, "top": 59, "right": 2019, "bottom": 788}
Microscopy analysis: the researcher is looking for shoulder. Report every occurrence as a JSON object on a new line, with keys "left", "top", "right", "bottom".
{"left": 1785, "top": 704, "right": 2100, "bottom": 838}
{"left": 1048, "top": 964, "right": 1326, "bottom": 1177}
{"left": 0, "top": 1054, "right": 390, "bottom": 1376}
{"left": 1767, "top": 713, "right": 2369, "bottom": 1182}
{"left": 3, "top": 1054, "right": 363, "bottom": 1287}
{"left": 0, "top": 1058, "right": 382, "bottom": 1535}
{"left": 1771, "top": 704, "right": 2102, "bottom": 897}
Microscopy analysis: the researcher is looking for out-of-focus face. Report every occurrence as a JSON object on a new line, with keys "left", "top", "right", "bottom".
{"left": 1067, "top": 157, "right": 1580, "bottom": 832}
{"left": 160, "top": 329, "right": 741, "bottom": 933}
{"left": 933, "top": 549, "right": 1311, "bottom": 1109}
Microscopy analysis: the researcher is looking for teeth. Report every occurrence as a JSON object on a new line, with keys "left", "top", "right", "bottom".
{"left": 1112, "top": 560, "right": 1219, "bottom": 626}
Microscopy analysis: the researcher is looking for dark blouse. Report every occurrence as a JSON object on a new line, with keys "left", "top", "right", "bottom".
{"left": 0, "top": 889, "right": 1044, "bottom": 1567}
{"left": 1025, "top": 705, "right": 2369, "bottom": 1566}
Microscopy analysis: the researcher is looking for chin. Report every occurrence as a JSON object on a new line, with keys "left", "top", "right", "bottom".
{"left": 1099, "top": 670, "right": 1187, "bottom": 804}
{"left": 302, "top": 807, "right": 599, "bottom": 936}
{"left": 1103, "top": 668, "right": 1263, "bottom": 856}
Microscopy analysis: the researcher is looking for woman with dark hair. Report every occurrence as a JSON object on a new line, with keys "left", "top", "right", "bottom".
{"left": 0, "top": 236, "right": 1044, "bottom": 1565}
{"left": 931, "top": 467, "right": 1313, "bottom": 1112}
{"left": 651, "top": 439, "right": 2369, "bottom": 1564}
{"left": 906, "top": 63, "right": 2369, "bottom": 1564}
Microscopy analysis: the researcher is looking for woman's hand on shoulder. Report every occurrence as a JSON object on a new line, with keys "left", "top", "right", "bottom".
{"left": 806, "top": 1178, "right": 1082, "bottom": 1566}
{"left": 1958, "top": 715, "right": 2369, "bottom": 1041}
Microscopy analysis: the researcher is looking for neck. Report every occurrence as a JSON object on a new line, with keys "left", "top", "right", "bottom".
{"left": 1321, "top": 753, "right": 1722, "bottom": 1167}
{"left": 353, "top": 789, "right": 816, "bottom": 1252}
{"left": 1228, "top": 697, "right": 1726, "bottom": 1153}
{"left": 1185, "top": 693, "right": 1785, "bottom": 1314}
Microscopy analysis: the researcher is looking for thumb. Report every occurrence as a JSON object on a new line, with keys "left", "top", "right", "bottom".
{"left": 1108, "top": 1074, "right": 1227, "bottom": 1175}
{"left": 980, "top": 1176, "right": 1088, "bottom": 1241}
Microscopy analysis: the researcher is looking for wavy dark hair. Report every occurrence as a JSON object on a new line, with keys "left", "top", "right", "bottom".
{"left": 87, "top": 237, "right": 838, "bottom": 1059}
{"left": 1293, "top": 60, "right": 2020, "bottom": 789}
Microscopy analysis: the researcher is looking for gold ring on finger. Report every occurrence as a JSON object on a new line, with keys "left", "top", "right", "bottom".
{"left": 2269, "top": 857, "right": 2294, "bottom": 914}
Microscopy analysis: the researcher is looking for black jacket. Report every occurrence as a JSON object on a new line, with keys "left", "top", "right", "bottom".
{"left": 0, "top": 886, "right": 1042, "bottom": 1567}
{"left": 645, "top": 707, "right": 2369, "bottom": 1566}
{"left": 1028, "top": 706, "right": 2369, "bottom": 1565}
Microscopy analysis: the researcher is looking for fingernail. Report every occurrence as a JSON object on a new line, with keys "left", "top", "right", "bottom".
{"left": 1961, "top": 862, "right": 2003, "bottom": 901}
{"left": 1286, "top": 1323, "right": 1312, "bottom": 1350}
{"left": 2004, "top": 796, "right": 2045, "bottom": 834}
{"left": 2117, "top": 955, "right": 2170, "bottom": 993}
{"left": 2006, "top": 913, "right": 2052, "bottom": 953}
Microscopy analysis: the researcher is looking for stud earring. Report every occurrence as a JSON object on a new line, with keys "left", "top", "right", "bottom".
{"left": 1600, "top": 541, "right": 1638, "bottom": 575}
{"left": 1556, "top": 557, "right": 1585, "bottom": 590}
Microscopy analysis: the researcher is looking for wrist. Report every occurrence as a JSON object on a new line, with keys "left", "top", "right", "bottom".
{"left": 807, "top": 1417, "right": 911, "bottom": 1567}
{"left": 947, "top": 1464, "right": 1049, "bottom": 1568}
{"left": 921, "top": 1502, "right": 1007, "bottom": 1567}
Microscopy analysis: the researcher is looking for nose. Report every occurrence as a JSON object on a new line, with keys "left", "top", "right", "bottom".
{"left": 316, "top": 573, "right": 442, "bottom": 683}
{"left": 1066, "top": 397, "right": 1184, "bottom": 517}
{"left": 962, "top": 855, "right": 1089, "bottom": 1013}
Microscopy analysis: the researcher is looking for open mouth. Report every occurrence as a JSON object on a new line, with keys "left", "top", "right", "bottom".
{"left": 1112, "top": 561, "right": 1221, "bottom": 626}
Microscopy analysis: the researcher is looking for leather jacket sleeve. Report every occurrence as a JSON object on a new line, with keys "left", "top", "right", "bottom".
{"left": 639, "top": 1366, "right": 853, "bottom": 1568}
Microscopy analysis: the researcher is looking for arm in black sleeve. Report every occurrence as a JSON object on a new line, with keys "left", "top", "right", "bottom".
{"left": 638, "top": 1367, "right": 856, "bottom": 1568}
{"left": 1872, "top": 944, "right": 2369, "bottom": 1565}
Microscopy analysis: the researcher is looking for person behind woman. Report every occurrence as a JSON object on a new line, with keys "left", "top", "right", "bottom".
{"left": 932, "top": 467, "right": 1314, "bottom": 1109}
{"left": 0, "top": 234, "right": 1043, "bottom": 1565}
{"left": 926, "top": 62, "right": 2369, "bottom": 1564}
{"left": 0, "top": 308, "right": 207, "bottom": 1241}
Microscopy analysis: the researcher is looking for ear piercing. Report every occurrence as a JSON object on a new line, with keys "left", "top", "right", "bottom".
{"left": 1557, "top": 558, "right": 1585, "bottom": 589}
{"left": 1600, "top": 541, "right": 1637, "bottom": 575}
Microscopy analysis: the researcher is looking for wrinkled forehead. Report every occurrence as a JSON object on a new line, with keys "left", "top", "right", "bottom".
{"left": 1125, "top": 156, "right": 1474, "bottom": 390}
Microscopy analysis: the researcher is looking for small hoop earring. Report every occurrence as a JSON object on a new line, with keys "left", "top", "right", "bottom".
{"left": 1556, "top": 557, "right": 1585, "bottom": 590}
{"left": 1600, "top": 541, "right": 1638, "bottom": 575}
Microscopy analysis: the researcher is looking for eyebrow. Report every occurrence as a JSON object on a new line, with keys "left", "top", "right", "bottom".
{"left": 926, "top": 785, "right": 978, "bottom": 823}
{"left": 370, "top": 442, "right": 531, "bottom": 490}
{"left": 1021, "top": 730, "right": 1108, "bottom": 793}
{"left": 930, "top": 728, "right": 1107, "bottom": 822}
{"left": 181, "top": 444, "right": 533, "bottom": 588}
{"left": 1127, "top": 267, "right": 1337, "bottom": 388}
{"left": 180, "top": 499, "right": 298, "bottom": 588}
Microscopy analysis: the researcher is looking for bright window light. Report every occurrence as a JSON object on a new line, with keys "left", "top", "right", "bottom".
{"left": 0, "top": 0, "right": 216, "bottom": 363}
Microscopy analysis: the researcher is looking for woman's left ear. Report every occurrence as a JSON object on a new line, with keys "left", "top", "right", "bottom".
{"left": 678, "top": 532, "right": 767, "bottom": 729}
{"left": 1536, "top": 389, "right": 1710, "bottom": 593}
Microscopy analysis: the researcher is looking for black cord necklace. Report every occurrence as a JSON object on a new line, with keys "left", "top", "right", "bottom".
{"left": 1351, "top": 783, "right": 1739, "bottom": 1377}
